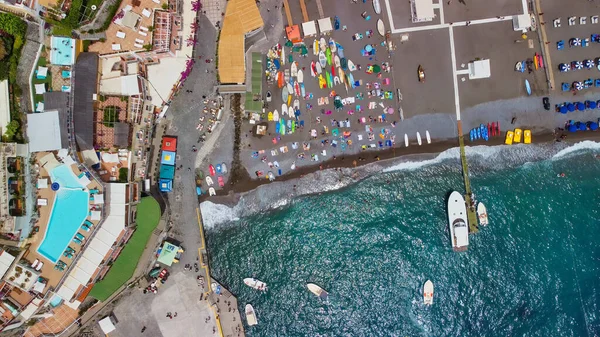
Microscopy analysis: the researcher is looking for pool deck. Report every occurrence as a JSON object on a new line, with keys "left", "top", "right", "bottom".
{"left": 23, "top": 153, "right": 103, "bottom": 292}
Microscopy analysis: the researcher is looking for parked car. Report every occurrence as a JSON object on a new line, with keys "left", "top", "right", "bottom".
{"left": 543, "top": 97, "right": 550, "bottom": 110}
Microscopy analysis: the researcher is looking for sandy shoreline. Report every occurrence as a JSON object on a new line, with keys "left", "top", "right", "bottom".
{"left": 201, "top": 129, "right": 600, "bottom": 207}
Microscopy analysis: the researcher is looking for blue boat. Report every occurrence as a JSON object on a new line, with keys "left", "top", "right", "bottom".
{"left": 476, "top": 128, "right": 481, "bottom": 139}
{"left": 273, "top": 58, "right": 280, "bottom": 70}
{"left": 334, "top": 16, "right": 340, "bottom": 30}
{"left": 216, "top": 164, "right": 222, "bottom": 173}
{"left": 336, "top": 44, "right": 345, "bottom": 58}
{"left": 479, "top": 124, "right": 486, "bottom": 141}
{"left": 470, "top": 129, "right": 474, "bottom": 141}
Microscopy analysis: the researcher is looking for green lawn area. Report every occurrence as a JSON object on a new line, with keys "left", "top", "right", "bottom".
{"left": 31, "top": 53, "right": 52, "bottom": 107}
{"left": 89, "top": 197, "right": 161, "bottom": 301}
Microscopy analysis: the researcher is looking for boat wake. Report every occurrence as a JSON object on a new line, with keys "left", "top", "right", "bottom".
{"left": 201, "top": 141, "right": 598, "bottom": 229}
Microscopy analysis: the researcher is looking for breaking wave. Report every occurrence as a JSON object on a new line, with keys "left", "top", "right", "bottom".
{"left": 201, "top": 140, "right": 598, "bottom": 228}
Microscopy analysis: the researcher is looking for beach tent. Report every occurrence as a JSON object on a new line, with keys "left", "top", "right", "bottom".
{"left": 318, "top": 18, "right": 333, "bottom": 35}
{"left": 36, "top": 66, "right": 48, "bottom": 79}
{"left": 568, "top": 124, "right": 577, "bottom": 132}
{"left": 286, "top": 25, "right": 302, "bottom": 44}
{"left": 99, "top": 317, "right": 116, "bottom": 334}
{"left": 302, "top": 21, "right": 317, "bottom": 37}
{"left": 35, "top": 102, "right": 44, "bottom": 112}
{"left": 468, "top": 60, "right": 491, "bottom": 79}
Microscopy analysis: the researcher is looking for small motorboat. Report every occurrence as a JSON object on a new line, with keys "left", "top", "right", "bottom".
{"left": 329, "top": 38, "right": 337, "bottom": 52}
{"left": 206, "top": 176, "right": 214, "bottom": 186}
{"left": 221, "top": 163, "right": 228, "bottom": 174}
{"left": 316, "top": 60, "right": 323, "bottom": 74}
{"left": 291, "top": 61, "right": 298, "bottom": 77}
{"left": 337, "top": 43, "right": 345, "bottom": 58}
{"left": 307, "top": 283, "right": 328, "bottom": 300}
{"left": 208, "top": 187, "right": 216, "bottom": 196}
{"left": 310, "top": 61, "right": 317, "bottom": 77}
{"left": 319, "top": 51, "right": 327, "bottom": 68}
{"left": 373, "top": 0, "right": 381, "bottom": 14}
{"left": 348, "top": 59, "right": 356, "bottom": 72}
{"left": 288, "top": 105, "right": 294, "bottom": 118}
{"left": 244, "top": 277, "right": 267, "bottom": 290}
{"left": 377, "top": 19, "right": 385, "bottom": 37}
{"left": 477, "top": 202, "right": 489, "bottom": 226}
{"left": 273, "top": 109, "right": 279, "bottom": 121}
{"left": 209, "top": 165, "right": 216, "bottom": 176}
{"left": 426, "top": 130, "right": 431, "bottom": 144}
{"left": 218, "top": 176, "right": 224, "bottom": 187}
{"left": 418, "top": 65, "right": 425, "bottom": 82}
{"left": 245, "top": 304, "right": 258, "bottom": 326}
{"left": 320, "top": 37, "right": 327, "bottom": 52}
{"left": 266, "top": 91, "right": 272, "bottom": 102}
{"left": 334, "top": 16, "right": 340, "bottom": 30}
{"left": 404, "top": 133, "right": 409, "bottom": 147}
{"left": 334, "top": 55, "right": 341, "bottom": 68}
{"left": 417, "top": 132, "right": 422, "bottom": 145}
{"left": 423, "top": 280, "right": 434, "bottom": 305}
{"left": 281, "top": 86, "right": 288, "bottom": 102}
{"left": 297, "top": 69, "right": 304, "bottom": 83}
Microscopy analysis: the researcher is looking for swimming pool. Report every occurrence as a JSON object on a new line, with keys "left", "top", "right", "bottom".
{"left": 50, "top": 36, "right": 75, "bottom": 66}
{"left": 37, "top": 164, "right": 89, "bottom": 263}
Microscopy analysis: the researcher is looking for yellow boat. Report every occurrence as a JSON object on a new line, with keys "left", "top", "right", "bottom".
{"left": 318, "top": 74, "right": 326, "bottom": 88}
{"left": 287, "top": 94, "right": 292, "bottom": 106}
{"left": 523, "top": 129, "right": 531, "bottom": 144}
{"left": 513, "top": 128, "right": 522, "bottom": 143}
{"left": 268, "top": 111, "right": 273, "bottom": 121}
{"left": 505, "top": 131, "right": 514, "bottom": 145}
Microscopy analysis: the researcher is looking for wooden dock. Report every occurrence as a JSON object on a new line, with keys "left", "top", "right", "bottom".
{"left": 299, "top": 0, "right": 309, "bottom": 22}
{"left": 457, "top": 121, "right": 479, "bottom": 234}
{"left": 282, "top": 0, "right": 293, "bottom": 26}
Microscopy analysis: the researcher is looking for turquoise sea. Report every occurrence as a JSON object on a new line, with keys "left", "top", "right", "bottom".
{"left": 206, "top": 142, "right": 600, "bottom": 336}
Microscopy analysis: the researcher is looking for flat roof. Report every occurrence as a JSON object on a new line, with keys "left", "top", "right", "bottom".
{"left": 159, "top": 164, "right": 175, "bottom": 179}
{"left": 218, "top": 0, "right": 264, "bottom": 84}
{"left": 43, "top": 92, "right": 70, "bottom": 149}
{"left": 0, "top": 80, "right": 9, "bottom": 136}
{"left": 0, "top": 250, "right": 15, "bottom": 280}
{"left": 73, "top": 53, "right": 98, "bottom": 151}
{"left": 161, "top": 150, "right": 176, "bottom": 165}
{"left": 27, "top": 111, "right": 62, "bottom": 152}
{"left": 414, "top": 0, "right": 435, "bottom": 19}
{"left": 157, "top": 242, "right": 180, "bottom": 266}
{"left": 99, "top": 75, "right": 140, "bottom": 96}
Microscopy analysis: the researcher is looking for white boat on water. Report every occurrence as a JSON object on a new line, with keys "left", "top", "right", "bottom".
{"left": 206, "top": 176, "right": 213, "bottom": 186}
{"left": 417, "top": 132, "right": 422, "bottom": 145}
{"left": 404, "top": 134, "right": 409, "bottom": 147}
{"left": 244, "top": 278, "right": 267, "bottom": 291}
{"left": 208, "top": 187, "right": 216, "bottom": 196}
{"left": 423, "top": 280, "right": 434, "bottom": 305}
{"left": 426, "top": 130, "right": 431, "bottom": 144}
{"left": 320, "top": 37, "right": 327, "bottom": 52}
{"left": 307, "top": 283, "right": 328, "bottom": 300}
{"left": 245, "top": 304, "right": 258, "bottom": 326}
{"left": 477, "top": 202, "right": 489, "bottom": 226}
{"left": 373, "top": 0, "right": 381, "bottom": 14}
{"left": 448, "top": 191, "right": 469, "bottom": 251}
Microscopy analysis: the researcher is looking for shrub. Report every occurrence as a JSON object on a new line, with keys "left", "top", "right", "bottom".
{"left": 118, "top": 168, "right": 128, "bottom": 182}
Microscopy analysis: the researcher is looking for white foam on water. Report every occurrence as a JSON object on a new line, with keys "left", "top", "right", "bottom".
{"left": 383, "top": 148, "right": 460, "bottom": 172}
{"left": 199, "top": 201, "right": 239, "bottom": 229}
{"left": 552, "top": 140, "right": 600, "bottom": 159}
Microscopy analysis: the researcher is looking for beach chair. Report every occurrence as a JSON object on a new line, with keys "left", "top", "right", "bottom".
{"left": 553, "top": 18, "right": 561, "bottom": 28}
{"left": 556, "top": 40, "right": 564, "bottom": 50}
{"left": 35, "top": 262, "right": 43, "bottom": 271}
{"left": 562, "top": 83, "right": 571, "bottom": 91}
{"left": 593, "top": 15, "right": 599, "bottom": 24}
{"left": 580, "top": 17, "right": 587, "bottom": 25}
{"left": 73, "top": 237, "right": 82, "bottom": 245}
{"left": 583, "top": 38, "right": 590, "bottom": 47}
{"left": 31, "top": 259, "right": 39, "bottom": 269}
{"left": 569, "top": 16, "right": 576, "bottom": 26}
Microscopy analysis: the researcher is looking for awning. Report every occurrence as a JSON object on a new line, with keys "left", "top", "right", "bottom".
{"left": 513, "top": 14, "right": 531, "bottom": 31}
{"left": 468, "top": 59, "right": 491, "bottom": 79}
{"left": 302, "top": 21, "right": 317, "bottom": 37}
{"left": 37, "top": 179, "right": 48, "bottom": 189}
{"left": 37, "top": 66, "right": 48, "bottom": 79}
{"left": 99, "top": 317, "right": 116, "bottom": 334}
{"left": 412, "top": 0, "right": 435, "bottom": 22}
{"left": 37, "top": 199, "right": 47, "bottom": 206}
{"left": 286, "top": 25, "right": 302, "bottom": 44}
{"left": 317, "top": 18, "right": 332, "bottom": 34}
{"left": 34, "top": 84, "right": 46, "bottom": 95}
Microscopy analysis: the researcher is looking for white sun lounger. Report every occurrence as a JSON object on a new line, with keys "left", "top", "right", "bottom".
{"left": 35, "top": 262, "right": 43, "bottom": 271}
{"left": 116, "top": 31, "right": 126, "bottom": 39}
{"left": 580, "top": 17, "right": 587, "bottom": 25}
{"left": 31, "top": 259, "right": 39, "bottom": 268}
{"left": 592, "top": 15, "right": 599, "bottom": 24}
{"left": 553, "top": 18, "right": 561, "bottom": 28}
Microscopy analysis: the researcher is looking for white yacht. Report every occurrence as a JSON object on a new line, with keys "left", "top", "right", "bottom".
{"left": 448, "top": 191, "right": 469, "bottom": 251}
{"left": 245, "top": 304, "right": 257, "bottom": 326}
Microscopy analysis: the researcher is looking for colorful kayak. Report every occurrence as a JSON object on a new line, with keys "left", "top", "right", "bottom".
{"left": 300, "top": 83, "right": 305, "bottom": 97}
{"left": 277, "top": 71, "right": 284, "bottom": 88}
{"left": 320, "top": 37, "right": 327, "bottom": 52}
{"left": 280, "top": 119, "right": 286, "bottom": 135}
{"left": 329, "top": 38, "right": 337, "bottom": 52}
{"left": 268, "top": 111, "right": 273, "bottom": 121}
{"left": 313, "top": 39, "right": 319, "bottom": 56}
{"left": 297, "top": 69, "right": 304, "bottom": 83}
{"left": 525, "top": 79, "right": 532, "bottom": 95}
{"left": 273, "top": 109, "right": 279, "bottom": 122}
{"left": 326, "top": 71, "right": 332, "bottom": 88}
{"left": 318, "top": 74, "right": 326, "bottom": 88}
{"left": 310, "top": 61, "right": 317, "bottom": 77}
{"left": 326, "top": 48, "right": 332, "bottom": 66}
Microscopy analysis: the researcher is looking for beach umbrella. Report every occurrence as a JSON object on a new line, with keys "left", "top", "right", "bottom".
{"left": 570, "top": 37, "right": 582, "bottom": 46}
{"left": 573, "top": 61, "right": 584, "bottom": 70}
{"left": 559, "top": 105, "right": 568, "bottom": 114}
{"left": 585, "top": 59, "right": 595, "bottom": 68}
{"left": 567, "top": 103, "right": 576, "bottom": 111}
{"left": 597, "top": 100, "right": 600, "bottom": 108}
{"left": 574, "top": 82, "right": 584, "bottom": 91}
{"left": 588, "top": 101, "right": 597, "bottom": 109}
{"left": 559, "top": 63, "right": 569, "bottom": 72}
{"left": 577, "top": 101, "right": 585, "bottom": 110}
{"left": 568, "top": 124, "right": 578, "bottom": 132}
{"left": 578, "top": 122, "right": 587, "bottom": 131}
{"left": 285, "top": 41, "right": 293, "bottom": 47}
{"left": 589, "top": 122, "right": 599, "bottom": 130}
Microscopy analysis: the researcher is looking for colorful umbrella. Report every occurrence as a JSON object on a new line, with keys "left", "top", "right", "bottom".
{"left": 559, "top": 63, "right": 569, "bottom": 72}
{"left": 585, "top": 59, "right": 595, "bottom": 68}
{"left": 560, "top": 105, "right": 568, "bottom": 114}
{"left": 570, "top": 37, "right": 582, "bottom": 46}
{"left": 567, "top": 103, "right": 576, "bottom": 112}
{"left": 573, "top": 81, "right": 584, "bottom": 91}
{"left": 573, "top": 61, "right": 583, "bottom": 70}
{"left": 577, "top": 101, "right": 585, "bottom": 110}
{"left": 567, "top": 124, "right": 577, "bottom": 132}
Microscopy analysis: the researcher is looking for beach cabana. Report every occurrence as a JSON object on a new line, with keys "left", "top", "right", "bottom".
{"left": 302, "top": 21, "right": 317, "bottom": 38}
{"left": 468, "top": 60, "right": 491, "bottom": 79}
{"left": 36, "top": 66, "right": 48, "bottom": 79}
{"left": 286, "top": 25, "right": 302, "bottom": 44}
{"left": 411, "top": 0, "right": 435, "bottom": 23}
{"left": 318, "top": 18, "right": 333, "bottom": 35}
{"left": 513, "top": 14, "right": 532, "bottom": 31}
{"left": 37, "top": 178, "right": 48, "bottom": 189}
{"left": 157, "top": 241, "right": 184, "bottom": 266}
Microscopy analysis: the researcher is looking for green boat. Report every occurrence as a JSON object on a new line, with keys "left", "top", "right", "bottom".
{"left": 326, "top": 48, "right": 332, "bottom": 66}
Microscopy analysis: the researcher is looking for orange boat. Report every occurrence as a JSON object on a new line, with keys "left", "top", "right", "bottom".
{"left": 277, "top": 71, "right": 284, "bottom": 88}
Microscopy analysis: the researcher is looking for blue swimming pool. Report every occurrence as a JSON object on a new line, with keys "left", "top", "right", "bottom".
{"left": 37, "top": 164, "right": 89, "bottom": 263}
{"left": 50, "top": 36, "right": 75, "bottom": 66}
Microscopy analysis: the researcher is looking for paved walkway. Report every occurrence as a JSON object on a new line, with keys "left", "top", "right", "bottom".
{"left": 202, "top": 0, "right": 227, "bottom": 28}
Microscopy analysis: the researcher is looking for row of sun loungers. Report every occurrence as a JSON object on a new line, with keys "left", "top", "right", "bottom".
{"left": 554, "top": 16, "right": 600, "bottom": 28}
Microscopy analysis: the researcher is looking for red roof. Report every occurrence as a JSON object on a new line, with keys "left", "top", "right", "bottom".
{"left": 162, "top": 137, "right": 177, "bottom": 152}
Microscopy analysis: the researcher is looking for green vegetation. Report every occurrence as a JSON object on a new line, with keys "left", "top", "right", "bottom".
{"left": 102, "top": 106, "right": 119, "bottom": 127}
{"left": 82, "top": 39, "right": 92, "bottom": 52}
{"left": 98, "top": 0, "right": 124, "bottom": 32}
{"left": 3, "top": 121, "right": 20, "bottom": 141}
{"left": 31, "top": 54, "right": 52, "bottom": 106}
{"left": 89, "top": 197, "right": 161, "bottom": 301}
{"left": 118, "top": 167, "right": 128, "bottom": 182}
{"left": 0, "top": 13, "right": 27, "bottom": 85}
